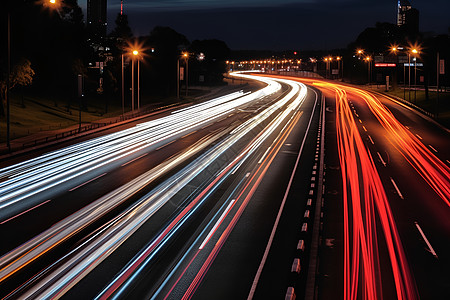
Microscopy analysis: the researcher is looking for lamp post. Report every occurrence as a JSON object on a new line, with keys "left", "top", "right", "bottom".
{"left": 390, "top": 46, "right": 399, "bottom": 90}
{"left": 177, "top": 57, "right": 180, "bottom": 99}
{"left": 408, "top": 52, "right": 411, "bottom": 102}
{"left": 365, "top": 56, "right": 372, "bottom": 85}
{"left": 131, "top": 49, "right": 139, "bottom": 112}
{"left": 336, "top": 56, "right": 342, "bottom": 79}
{"left": 183, "top": 52, "right": 189, "bottom": 97}
{"left": 138, "top": 56, "right": 140, "bottom": 109}
{"left": 324, "top": 57, "right": 329, "bottom": 79}
{"left": 412, "top": 48, "right": 418, "bottom": 103}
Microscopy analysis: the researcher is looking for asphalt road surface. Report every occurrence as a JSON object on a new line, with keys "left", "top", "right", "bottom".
{"left": 0, "top": 73, "right": 325, "bottom": 299}
{"left": 0, "top": 72, "right": 448, "bottom": 300}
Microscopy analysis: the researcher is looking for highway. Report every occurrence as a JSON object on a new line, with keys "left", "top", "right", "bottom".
{"left": 291, "top": 78, "right": 449, "bottom": 300}
{"left": 0, "top": 71, "right": 447, "bottom": 300}
{"left": 0, "top": 73, "right": 324, "bottom": 299}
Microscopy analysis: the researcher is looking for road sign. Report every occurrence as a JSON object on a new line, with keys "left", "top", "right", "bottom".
{"left": 440, "top": 59, "right": 445, "bottom": 74}
{"left": 375, "top": 63, "right": 396, "bottom": 67}
{"left": 180, "top": 67, "right": 184, "bottom": 80}
{"left": 404, "top": 63, "right": 423, "bottom": 67}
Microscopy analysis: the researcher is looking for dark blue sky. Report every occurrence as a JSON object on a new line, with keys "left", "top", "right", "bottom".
{"left": 80, "top": 0, "right": 450, "bottom": 50}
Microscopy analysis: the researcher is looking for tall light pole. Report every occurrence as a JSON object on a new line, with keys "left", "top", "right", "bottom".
{"left": 328, "top": 57, "right": 333, "bottom": 79}
{"left": 365, "top": 56, "right": 372, "bottom": 84}
{"left": 337, "top": 56, "right": 341, "bottom": 79}
{"left": 137, "top": 57, "right": 140, "bottom": 109}
{"left": 131, "top": 50, "right": 139, "bottom": 112}
{"left": 412, "top": 48, "right": 418, "bottom": 103}
{"left": 177, "top": 58, "right": 180, "bottom": 99}
{"left": 390, "top": 45, "right": 399, "bottom": 90}
{"left": 408, "top": 52, "right": 411, "bottom": 102}
{"left": 324, "top": 57, "right": 329, "bottom": 79}
{"left": 184, "top": 52, "right": 189, "bottom": 97}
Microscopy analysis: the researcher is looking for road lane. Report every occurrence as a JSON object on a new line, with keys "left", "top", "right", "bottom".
{"left": 298, "top": 78, "right": 450, "bottom": 300}
{"left": 0, "top": 74, "right": 306, "bottom": 295}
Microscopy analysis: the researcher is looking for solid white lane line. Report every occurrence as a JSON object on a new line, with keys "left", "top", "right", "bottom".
{"left": 368, "top": 135, "right": 375, "bottom": 145}
{"left": 199, "top": 200, "right": 235, "bottom": 250}
{"left": 231, "top": 159, "right": 246, "bottom": 175}
{"left": 258, "top": 147, "right": 271, "bottom": 164}
{"left": 429, "top": 145, "right": 438, "bottom": 153}
{"left": 69, "top": 173, "right": 107, "bottom": 192}
{"left": 390, "top": 177, "right": 404, "bottom": 199}
{"left": 377, "top": 152, "right": 387, "bottom": 167}
{"left": 248, "top": 88, "right": 319, "bottom": 300}
{"left": 1, "top": 199, "right": 51, "bottom": 224}
{"left": 415, "top": 222, "right": 438, "bottom": 259}
{"left": 121, "top": 153, "right": 148, "bottom": 167}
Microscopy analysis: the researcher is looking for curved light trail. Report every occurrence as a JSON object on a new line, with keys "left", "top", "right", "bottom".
{"left": 346, "top": 88, "right": 450, "bottom": 206}
{"left": 0, "top": 79, "right": 280, "bottom": 222}
{"left": 1, "top": 73, "right": 308, "bottom": 299}
{"left": 262, "top": 74, "right": 448, "bottom": 300}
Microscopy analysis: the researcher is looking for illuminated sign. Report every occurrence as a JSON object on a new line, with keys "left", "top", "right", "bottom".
{"left": 403, "top": 63, "right": 423, "bottom": 67}
{"left": 375, "top": 63, "right": 396, "bottom": 67}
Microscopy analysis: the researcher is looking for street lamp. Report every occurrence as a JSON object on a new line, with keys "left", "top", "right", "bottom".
{"left": 411, "top": 48, "right": 419, "bottom": 103}
{"left": 183, "top": 52, "right": 189, "bottom": 97}
{"left": 125, "top": 40, "right": 146, "bottom": 112}
{"left": 356, "top": 49, "right": 364, "bottom": 58}
{"left": 365, "top": 56, "right": 372, "bottom": 84}
{"left": 336, "top": 56, "right": 342, "bottom": 79}
{"left": 324, "top": 57, "right": 330, "bottom": 79}
{"left": 130, "top": 49, "right": 141, "bottom": 112}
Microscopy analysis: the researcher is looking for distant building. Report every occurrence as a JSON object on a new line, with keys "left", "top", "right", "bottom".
{"left": 87, "top": 0, "right": 107, "bottom": 42}
{"left": 397, "top": 0, "right": 411, "bottom": 26}
{"left": 397, "top": 0, "right": 419, "bottom": 34}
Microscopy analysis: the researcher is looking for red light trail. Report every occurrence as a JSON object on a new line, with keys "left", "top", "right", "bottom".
{"left": 346, "top": 88, "right": 450, "bottom": 205}
{"left": 252, "top": 74, "right": 450, "bottom": 299}
{"left": 327, "top": 84, "right": 418, "bottom": 300}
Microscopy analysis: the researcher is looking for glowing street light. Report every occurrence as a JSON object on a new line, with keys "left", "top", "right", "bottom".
{"left": 130, "top": 49, "right": 142, "bottom": 111}
{"left": 365, "top": 56, "right": 372, "bottom": 84}
{"left": 183, "top": 52, "right": 189, "bottom": 97}
{"left": 125, "top": 40, "right": 146, "bottom": 112}
{"left": 336, "top": 56, "right": 342, "bottom": 79}
{"left": 177, "top": 52, "right": 189, "bottom": 99}
{"left": 410, "top": 47, "right": 420, "bottom": 103}
{"left": 356, "top": 49, "right": 364, "bottom": 58}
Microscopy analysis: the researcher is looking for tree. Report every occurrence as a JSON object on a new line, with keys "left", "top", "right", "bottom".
{"left": 0, "top": 59, "right": 35, "bottom": 116}
{"left": 189, "top": 39, "right": 230, "bottom": 85}
{"left": 110, "top": 13, "right": 133, "bottom": 40}
{"left": 146, "top": 27, "right": 190, "bottom": 96}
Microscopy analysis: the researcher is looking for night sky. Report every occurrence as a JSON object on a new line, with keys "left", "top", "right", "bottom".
{"left": 80, "top": 0, "right": 450, "bottom": 50}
